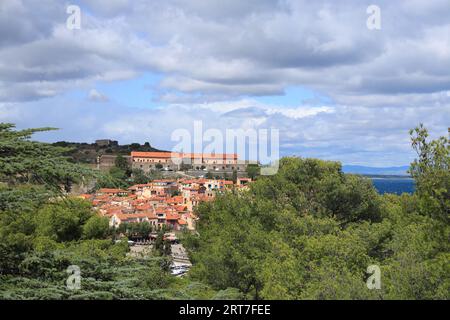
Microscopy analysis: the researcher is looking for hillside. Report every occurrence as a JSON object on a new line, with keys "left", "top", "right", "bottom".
{"left": 52, "top": 141, "right": 166, "bottom": 164}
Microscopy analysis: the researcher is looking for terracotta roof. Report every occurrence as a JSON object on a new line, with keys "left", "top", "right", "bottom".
{"left": 131, "top": 151, "right": 173, "bottom": 158}
{"left": 166, "top": 213, "right": 180, "bottom": 220}
{"left": 175, "top": 205, "right": 188, "bottom": 212}
{"left": 131, "top": 152, "right": 238, "bottom": 160}
{"left": 135, "top": 203, "right": 153, "bottom": 211}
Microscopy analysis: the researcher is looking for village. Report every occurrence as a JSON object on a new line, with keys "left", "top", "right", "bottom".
{"left": 80, "top": 176, "right": 251, "bottom": 234}
{"left": 77, "top": 150, "right": 253, "bottom": 276}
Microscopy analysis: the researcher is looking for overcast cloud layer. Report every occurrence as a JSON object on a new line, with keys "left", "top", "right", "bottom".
{"left": 0, "top": 0, "right": 449, "bottom": 166}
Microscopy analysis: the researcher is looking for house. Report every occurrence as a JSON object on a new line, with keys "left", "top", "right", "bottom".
{"left": 130, "top": 151, "right": 245, "bottom": 173}
{"left": 97, "top": 188, "right": 129, "bottom": 197}
{"left": 109, "top": 212, "right": 158, "bottom": 228}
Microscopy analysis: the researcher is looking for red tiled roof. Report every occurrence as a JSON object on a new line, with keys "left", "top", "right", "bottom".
{"left": 166, "top": 213, "right": 180, "bottom": 221}
{"left": 131, "top": 151, "right": 173, "bottom": 158}
{"left": 131, "top": 152, "right": 238, "bottom": 160}
{"left": 135, "top": 203, "right": 152, "bottom": 211}
{"left": 174, "top": 205, "right": 188, "bottom": 212}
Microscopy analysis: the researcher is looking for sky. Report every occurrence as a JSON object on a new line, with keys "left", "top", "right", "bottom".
{"left": 0, "top": 0, "right": 449, "bottom": 167}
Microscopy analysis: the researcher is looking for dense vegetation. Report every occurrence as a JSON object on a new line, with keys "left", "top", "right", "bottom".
{"left": 186, "top": 124, "right": 449, "bottom": 299}
{"left": 0, "top": 123, "right": 230, "bottom": 299}
{"left": 0, "top": 123, "right": 448, "bottom": 300}
{"left": 53, "top": 140, "right": 164, "bottom": 165}
{"left": 94, "top": 154, "right": 166, "bottom": 190}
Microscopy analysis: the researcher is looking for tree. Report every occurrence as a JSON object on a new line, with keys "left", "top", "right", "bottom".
{"left": 409, "top": 124, "right": 449, "bottom": 222}
{"left": 0, "top": 123, "right": 201, "bottom": 300}
{"left": 0, "top": 123, "right": 93, "bottom": 192}
{"left": 189, "top": 158, "right": 385, "bottom": 298}
{"left": 140, "top": 260, "right": 172, "bottom": 290}
{"left": 131, "top": 169, "right": 149, "bottom": 184}
{"left": 83, "top": 215, "right": 109, "bottom": 239}
{"left": 163, "top": 239, "right": 172, "bottom": 256}
{"left": 232, "top": 170, "right": 238, "bottom": 184}
{"left": 154, "top": 231, "right": 165, "bottom": 255}
{"left": 114, "top": 155, "right": 130, "bottom": 173}
{"left": 109, "top": 166, "right": 127, "bottom": 180}
{"left": 246, "top": 164, "right": 260, "bottom": 180}
{"left": 133, "top": 222, "right": 151, "bottom": 238}
{"left": 35, "top": 199, "right": 94, "bottom": 242}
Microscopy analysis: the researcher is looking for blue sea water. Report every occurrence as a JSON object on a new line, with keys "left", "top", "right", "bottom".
{"left": 370, "top": 178, "right": 415, "bottom": 195}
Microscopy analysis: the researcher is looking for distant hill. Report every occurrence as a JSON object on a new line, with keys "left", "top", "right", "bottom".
{"left": 53, "top": 141, "right": 166, "bottom": 165}
{"left": 342, "top": 165, "right": 410, "bottom": 176}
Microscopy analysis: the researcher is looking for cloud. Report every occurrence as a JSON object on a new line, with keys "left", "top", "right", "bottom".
{"left": 88, "top": 89, "right": 109, "bottom": 102}
{"left": 0, "top": 0, "right": 449, "bottom": 166}
{"left": 1, "top": 95, "right": 448, "bottom": 167}
{"left": 1, "top": 0, "right": 449, "bottom": 103}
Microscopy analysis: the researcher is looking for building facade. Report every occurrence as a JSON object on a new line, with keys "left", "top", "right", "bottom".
{"left": 131, "top": 152, "right": 247, "bottom": 173}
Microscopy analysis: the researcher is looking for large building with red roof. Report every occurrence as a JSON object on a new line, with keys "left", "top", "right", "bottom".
{"left": 131, "top": 151, "right": 247, "bottom": 173}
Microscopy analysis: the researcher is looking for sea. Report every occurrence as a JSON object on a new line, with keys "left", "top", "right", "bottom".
{"left": 369, "top": 177, "right": 415, "bottom": 195}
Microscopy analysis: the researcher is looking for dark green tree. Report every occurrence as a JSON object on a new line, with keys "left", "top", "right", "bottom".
{"left": 115, "top": 155, "right": 130, "bottom": 173}
{"left": 409, "top": 124, "right": 449, "bottom": 222}
{"left": 246, "top": 164, "right": 260, "bottom": 180}
{"left": 232, "top": 170, "right": 238, "bottom": 184}
{"left": 83, "top": 215, "right": 110, "bottom": 239}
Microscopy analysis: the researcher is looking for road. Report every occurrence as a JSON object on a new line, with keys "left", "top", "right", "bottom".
{"left": 127, "top": 243, "right": 191, "bottom": 264}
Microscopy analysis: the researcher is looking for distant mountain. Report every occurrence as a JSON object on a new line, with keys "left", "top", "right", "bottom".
{"left": 342, "top": 165, "right": 410, "bottom": 176}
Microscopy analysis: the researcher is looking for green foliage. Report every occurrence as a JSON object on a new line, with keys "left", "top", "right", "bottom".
{"left": 132, "top": 169, "right": 150, "bottom": 184}
{"left": 118, "top": 221, "right": 152, "bottom": 238}
{"left": 0, "top": 123, "right": 221, "bottom": 300}
{"left": 0, "top": 123, "right": 94, "bottom": 192}
{"left": 154, "top": 231, "right": 172, "bottom": 256}
{"left": 212, "top": 287, "right": 245, "bottom": 300}
{"left": 1, "top": 123, "right": 448, "bottom": 300}
{"left": 246, "top": 164, "right": 260, "bottom": 180}
{"left": 232, "top": 170, "right": 238, "bottom": 183}
{"left": 114, "top": 155, "right": 130, "bottom": 173}
{"left": 35, "top": 199, "right": 94, "bottom": 242}
{"left": 187, "top": 141, "right": 450, "bottom": 299}
{"left": 139, "top": 259, "right": 173, "bottom": 290}
{"left": 83, "top": 215, "right": 110, "bottom": 239}
{"left": 409, "top": 124, "right": 449, "bottom": 222}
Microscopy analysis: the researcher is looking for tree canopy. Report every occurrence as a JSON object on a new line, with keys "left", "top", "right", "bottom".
{"left": 185, "top": 126, "right": 449, "bottom": 299}
{"left": 1, "top": 123, "right": 448, "bottom": 300}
